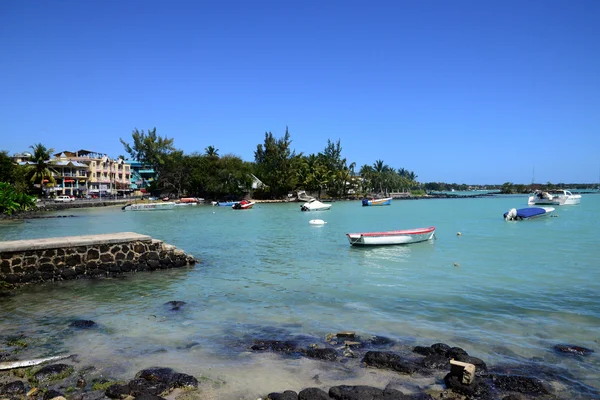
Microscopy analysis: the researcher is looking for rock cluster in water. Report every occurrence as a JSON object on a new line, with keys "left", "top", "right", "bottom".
{"left": 1, "top": 311, "right": 597, "bottom": 400}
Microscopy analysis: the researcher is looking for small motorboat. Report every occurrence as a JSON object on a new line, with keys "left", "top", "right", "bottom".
{"left": 300, "top": 199, "right": 332, "bottom": 211}
{"left": 504, "top": 206, "right": 555, "bottom": 221}
{"left": 232, "top": 200, "right": 255, "bottom": 210}
{"left": 122, "top": 202, "right": 176, "bottom": 211}
{"left": 309, "top": 219, "right": 327, "bottom": 225}
{"left": 346, "top": 226, "right": 436, "bottom": 246}
{"left": 528, "top": 190, "right": 581, "bottom": 206}
{"left": 362, "top": 197, "right": 392, "bottom": 206}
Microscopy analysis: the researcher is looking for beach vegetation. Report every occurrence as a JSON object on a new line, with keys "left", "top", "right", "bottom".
{"left": 0, "top": 182, "right": 37, "bottom": 215}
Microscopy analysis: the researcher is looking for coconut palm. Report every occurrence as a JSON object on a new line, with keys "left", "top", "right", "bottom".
{"left": 204, "top": 146, "right": 219, "bottom": 158}
{"left": 27, "top": 143, "right": 57, "bottom": 192}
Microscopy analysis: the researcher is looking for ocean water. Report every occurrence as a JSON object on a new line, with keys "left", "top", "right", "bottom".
{"left": 0, "top": 195, "right": 599, "bottom": 398}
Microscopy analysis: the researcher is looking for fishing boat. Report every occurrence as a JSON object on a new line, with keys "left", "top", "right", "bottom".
{"left": 346, "top": 226, "right": 436, "bottom": 246}
{"left": 122, "top": 202, "right": 176, "bottom": 211}
{"left": 300, "top": 199, "right": 332, "bottom": 211}
{"left": 362, "top": 197, "right": 392, "bottom": 206}
{"left": 528, "top": 190, "right": 581, "bottom": 206}
{"left": 503, "top": 206, "right": 555, "bottom": 221}
{"left": 232, "top": 200, "right": 255, "bottom": 210}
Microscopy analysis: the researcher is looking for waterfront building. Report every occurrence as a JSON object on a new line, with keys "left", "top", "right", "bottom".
{"left": 124, "top": 160, "right": 157, "bottom": 196}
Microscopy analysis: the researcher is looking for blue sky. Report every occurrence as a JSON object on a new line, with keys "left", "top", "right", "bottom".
{"left": 1, "top": 0, "right": 598, "bottom": 184}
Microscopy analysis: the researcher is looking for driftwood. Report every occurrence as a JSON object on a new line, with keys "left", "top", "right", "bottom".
{"left": 0, "top": 354, "right": 72, "bottom": 371}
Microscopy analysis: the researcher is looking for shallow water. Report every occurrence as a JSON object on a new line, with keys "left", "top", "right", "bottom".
{"left": 1, "top": 195, "right": 599, "bottom": 398}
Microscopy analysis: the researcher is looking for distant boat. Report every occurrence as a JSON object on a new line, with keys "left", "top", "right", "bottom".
{"left": 216, "top": 200, "right": 239, "bottom": 207}
{"left": 300, "top": 199, "right": 332, "bottom": 211}
{"left": 122, "top": 202, "right": 175, "bottom": 211}
{"left": 362, "top": 197, "right": 392, "bottom": 206}
{"left": 504, "top": 206, "right": 555, "bottom": 221}
{"left": 528, "top": 190, "right": 581, "bottom": 206}
{"left": 232, "top": 200, "right": 255, "bottom": 210}
{"left": 346, "top": 226, "right": 435, "bottom": 246}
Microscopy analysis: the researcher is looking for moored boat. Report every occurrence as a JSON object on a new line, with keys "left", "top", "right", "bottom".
{"left": 122, "top": 202, "right": 176, "bottom": 211}
{"left": 528, "top": 190, "right": 581, "bottom": 206}
{"left": 362, "top": 197, "right": 392, "bottom": 206}
{"left": 216, "top": 200, "right": 239, "bottom": 207}
{"left": 300, "top": 199, "right": 332, "bottom": 211}
{"left": 232, "top": 200, "right": 255, "bottom": 210}
{"left": 346, "top": 226, "right": 435, "bottom": 246}
{"left": 504, "top": 206, "right": 555, "bottom": 220}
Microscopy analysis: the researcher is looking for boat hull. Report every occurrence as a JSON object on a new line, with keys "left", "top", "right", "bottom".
{"left": 122, "top": 202, "right": 176, "bottom": 211}
{"left": 362, "top": 197, "right": 392, "bottom": 206}
{"left": 301, "top": 199, "right": 332, "bottom": 211}
{"left": 232, "top": 201, "right": 255, "bottom": 210}
{"left": 346, "top": 226, "right": 435, "bottom": 246}
{"left": 504, "top": 206, "right": 555, "bottom": 220}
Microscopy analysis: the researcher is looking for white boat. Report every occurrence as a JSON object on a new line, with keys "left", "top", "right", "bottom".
{"left": 122, "top": 202, "right": 176, "bottom": 211}
{"left": 174, "top": 202, "right": 198, "bottom": 207}
{"left": 346, "top": 226, "right": 436, "bottom": 246}
{"left": 528, "top": 190, "right": 581, "bottom": 206}
{"left": 300, "top": 199, "right": 332, "bottom": 211}
{"left": 504, "top": 206, "right": 555, "bottom": 221}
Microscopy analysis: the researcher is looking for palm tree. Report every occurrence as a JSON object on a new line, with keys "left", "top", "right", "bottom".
{"left": 27, "top": 143, "right": 57, "bottom": 194}
{"left": 204, "top": 146, "right": 219, "bottom": 158}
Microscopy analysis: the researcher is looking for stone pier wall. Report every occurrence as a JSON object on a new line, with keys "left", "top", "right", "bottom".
{"left": 0, "top": 232, "right": 196, "bottom": 287}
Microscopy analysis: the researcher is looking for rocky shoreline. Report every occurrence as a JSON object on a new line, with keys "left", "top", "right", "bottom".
{"left": 0, "top": 314, "right": 596, "bottom": 400}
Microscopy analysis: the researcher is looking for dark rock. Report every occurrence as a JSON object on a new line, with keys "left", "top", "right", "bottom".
{"left": 422, "top": 353, "right": 449, "bottom": 369}
{"left": 362, "top": 351, "right": 418, "bottom": 374}
{"left": 164, "top": 301, "right": 186, "bottom": 311}
{"left": 43, "top": 389, "right": 65, "bottom": 400}
{"left": 128, "top": 378, "right": 168, "bottom": 396}
{"left": 303, "top": 348, "right": 338, "bottom": 361}
{"left": 136, "top": 367, "right": 175, "bottom": 383}
{"left": 431, "top": 343, "right": 451, "bottom": 356}
{"left": 413, "top": 346, "right": 435, "bottom": 356}
{"left": 367, "top": 336, "right": 395, "bottom": 347}
{"left": 170, "top": 372, "right": 199, "bottom": 389}
{"left": 553, "top": 344, "right": 594, "bottom": 356}
{"left": 0, "top": 380, "right": 26, "bottom": 395}
{"left": 69, "top": 320, "right": 97, "bottom": 329}
{"left": 298, "top": 387, "right": 329, "bottom": 400}
{"left": 267, "top": 390, "right": 298, "bottom": 400}
{"left": 251, "top": 340, "right": 298, "bottom": 353}
{"left": 105, "top": 383, "right": 130, "bottom": 398}
{"left": 133, "top": 394, "right": 167, "bottom": 400}
{"left": 34, "top": 363, "right": 73, "bottom": 383}
{"left": 491, "top": 375, "right": 549, "bottom": 395}
{"left": 444, "top": 374, "right": 490, "bottom": 398}
{"left": 446, "top": 347, "right": 469, "bottom": 359}
{"left": 329, "top": 385, "right": 409, "bottom": 399}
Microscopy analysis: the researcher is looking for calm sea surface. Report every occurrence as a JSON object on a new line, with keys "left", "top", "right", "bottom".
{"left": 1, "top": 195, "right": 599, "bottom": 398}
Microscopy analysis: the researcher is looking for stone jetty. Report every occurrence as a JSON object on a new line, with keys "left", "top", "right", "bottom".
{"left": 0, "top": 232, "right": 196, "bottom": 287}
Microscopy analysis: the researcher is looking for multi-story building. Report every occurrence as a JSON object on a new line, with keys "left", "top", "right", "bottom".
{"left": 52, "top": 150, "right": 131, "bottom": 196}
{"left": 124, "top": 160, "right": 157, "bottom": 196}
{"left": 13, "top": 149, "right": 132, "bottom": 197}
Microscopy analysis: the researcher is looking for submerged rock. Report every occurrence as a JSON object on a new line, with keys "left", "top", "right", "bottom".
{"left": 69, "top": 320, "right": 97, "bottom": 329}
{"left": 553, "top": 344, "right": 594, "bottom": 356}
{"left": 491, "top": 375, "right": 549, "bottom": 395}
{"left": 362, "top": 351, "right": 419, "bottom": 374}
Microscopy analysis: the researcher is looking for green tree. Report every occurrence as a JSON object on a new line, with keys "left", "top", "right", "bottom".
{"left": 254, "top": 127, "right": 302, "bottom": 198}
{"left": 0, "top": 150, "right": 16, "bottom": 183}
{"left": 204, "top": 146, "right": 219, "bottom": 158}
{"left": 120, "top": 128, "right": 176, "bottom": 175}
{"left": 0, "top": 182, "right": 36, "bottom": 215}
{"left": 501, "top": 182, "right": 514, "bottom": 194}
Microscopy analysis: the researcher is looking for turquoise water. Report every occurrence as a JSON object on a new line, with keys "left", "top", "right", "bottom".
{"left": 1, "top": 195, "right": 599, "bottom": 398}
